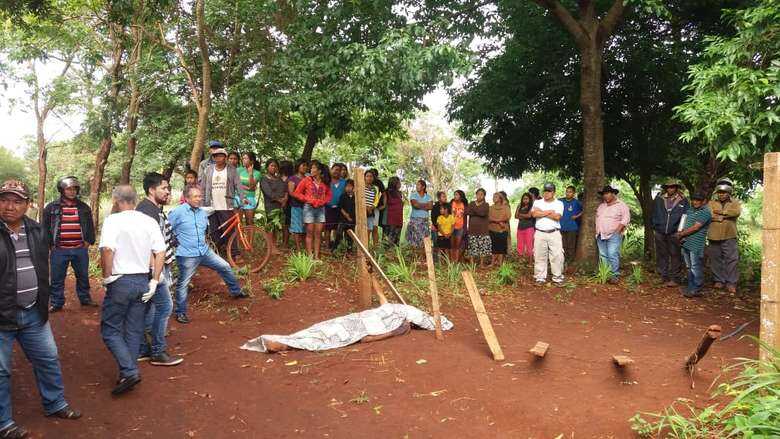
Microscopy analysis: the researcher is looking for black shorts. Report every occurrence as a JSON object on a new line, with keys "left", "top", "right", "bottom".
{"left": 436, "top": 236, "right": 452, "bottom": 249}
{"left": 490, "top": 231, "right": 509, "bottom": 255}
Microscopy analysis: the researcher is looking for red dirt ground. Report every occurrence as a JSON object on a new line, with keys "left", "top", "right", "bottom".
{"left": 8, "top": 256, "right": 759, "bottom": 438}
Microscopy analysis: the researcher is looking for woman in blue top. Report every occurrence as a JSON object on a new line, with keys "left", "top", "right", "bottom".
{"left": 405, "top": 180, "right": 432, "bottom": 249}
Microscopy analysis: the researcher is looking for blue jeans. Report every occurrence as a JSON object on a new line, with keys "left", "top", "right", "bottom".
{"left": 175, "top": 249, "right": 242, "bottom": 315}
{"left": 682, "top": 247, "right": 705, "bottom": 294}
{"left": 596, "top": 234, "right": 623, "bottom": 278}
{"left": 101, "top": 274, "right": 148, "bottom": 379}
{"left": 50, "top": 247, "right": 92, "bottom": 307}
{"left": 0, "top": 308, "right": 68, "bottom": 429}
{"left": 140, "top": 267, "right": 173, "bottom": 357}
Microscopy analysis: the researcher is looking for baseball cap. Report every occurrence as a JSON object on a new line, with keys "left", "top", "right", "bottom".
{"left": 542, "top": 183, "right": 556, "bottom": 192}
{"left": 208, "top": 140, "right": 224, "bottom": 148}
{"left": 597, "top": 185, "right": 619, "bottom": 195}
{"left": 691, "top": 192, "right": 707, "bottom": 201}
{"left": 211, "top": 148, "right": 228, "bottom": 157}
{"left": 0, "top": 180, "right": 30, "bottom": 200}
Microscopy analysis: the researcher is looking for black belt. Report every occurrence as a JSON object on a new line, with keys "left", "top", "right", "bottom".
{"left": 535, "top": 229, "right": 559, "bottom": 233}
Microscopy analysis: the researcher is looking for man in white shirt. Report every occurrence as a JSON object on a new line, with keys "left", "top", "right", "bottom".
{"left": 531, "top": 183, "right": 565, "bottom": 286}
{"left": 99, "top": 185, "right": 166, "bottom": 396}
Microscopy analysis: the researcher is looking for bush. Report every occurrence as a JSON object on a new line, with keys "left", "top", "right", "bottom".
{"left": 630, "top": 340, "right": 780, "bottom": 438}
{"left": 494, "top": 262, "right": 517, "bottom": 286}
{"left": 263, "top": 278, "right": 286, "bottom": 300}
{"left": 737, "top": 229, "right": 761, "bottom": 286}
{"left": 591, "top": 259, "right": 613, "bottom": 284}
{"left": 285, "top": 252, "right": 319, "bottom": 282}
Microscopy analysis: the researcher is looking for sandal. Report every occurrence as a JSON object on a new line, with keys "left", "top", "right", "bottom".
{"left": 0, "top": 424, "right": 28, "bottom": 439}
{"left": 47, "top": 405, "right": 82, "bottom": 420}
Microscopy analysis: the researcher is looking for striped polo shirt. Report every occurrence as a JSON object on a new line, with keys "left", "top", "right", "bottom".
{"left": 682, "top": 205, "right": 712, "bottom": 252}
{"left": 364, "top": 186, "right": 378, "bottom": 212}
{"left": 58, "top": 200, "right": 83, "bottom": 248}
{"left": 10, "top": 224, "right": 38, "bottom": 308}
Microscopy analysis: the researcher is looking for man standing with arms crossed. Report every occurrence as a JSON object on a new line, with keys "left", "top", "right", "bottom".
{"left": 532, "top": 183, "right": 565, "bottom": 286}
{"left": 135, "top": 173, "right": 183, "bottom": 367}
{"left": 99, "top": 185, "right": 166, "bottom": 395}
{"left": 708, "top": 179, "right": 741, "bottom": 293}
{"left": 0, "top": 179, "right": 82, "bottom": 438}
{"left": 595, "top": 185, "right": 631, "bottom": 284}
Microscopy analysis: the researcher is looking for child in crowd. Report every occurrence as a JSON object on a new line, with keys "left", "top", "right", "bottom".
{"left": 364, "top": 171, "right": 381, "bottom": 242}
{"left": 179, "top": 170, "right": 198, "bottom": 204}
{"left": 450, "top": 190, "right": 468, "bottom": 262}
{"left": 435, "top": 203, "right": 455, "bottom": 259}
{"left": 287, "top": 159, "right": 309, "bottom": 251}
{"left": 430, "top": 191, "right": 448, "bottom": 258}
{"left": 515, "top": 193, "right": 535, "bottom": 260}
{"left": 334, "top": 179, "right": 356, "bottom": 252}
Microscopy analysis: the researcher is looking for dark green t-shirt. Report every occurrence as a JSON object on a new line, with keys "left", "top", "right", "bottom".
{"left": 682, "top": 205, "right": 712, "bottom": 252}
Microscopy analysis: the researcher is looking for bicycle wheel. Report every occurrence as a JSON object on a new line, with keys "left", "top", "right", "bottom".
{"left": 226, "top": 225, "right": 271, "bottom": 273}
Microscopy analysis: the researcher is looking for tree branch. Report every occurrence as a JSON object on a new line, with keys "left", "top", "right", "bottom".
{"left": 157, "top": 22, "right": 202, "bottom": 111}
{"left": 597, "top": 0, "right": 625, "bottom": 46}
{"left": 532, "top": 0, "right": 587, "bottom": 44}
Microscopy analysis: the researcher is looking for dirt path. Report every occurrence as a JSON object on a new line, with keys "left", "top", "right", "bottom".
{"left": 9, "top": 259, "right": 759, "bottom": 438}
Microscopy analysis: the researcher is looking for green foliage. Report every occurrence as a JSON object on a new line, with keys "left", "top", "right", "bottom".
{"left": 631, "top": 340, "right": 780, "bottom": 438}
{"left": 436, "top": 254, "right": 464, "bottom": 293}
{"left": 285, "top": 252, "right": 319, "bottom": 282}
{"left": 0, "top": 146, "right": 31, "bottom": 187}
{"left": 591, "top": 259, "right": 614, "bottom": 284}
{"left": 737, "top": 229, "right": 762, "bottom": 286}
{"left": 494, "top": 262, "right": 517, "bottom": 286}
{"left": 386, "top": 246, "right": 417, "bottom": 284}
{"left": 621, "top": 224, "right": 645, "bottom": 261}
{"left": 627, "top": 264, "right": 644, "bottom": 288}
{"left": 254, "top": 208, "right": 284, "bottom": 232}
{"left": 263, "top": 278, "right": 286, "bottom": 300}
{"left": 677, "top": 0, "right": 780, "bottom": 162}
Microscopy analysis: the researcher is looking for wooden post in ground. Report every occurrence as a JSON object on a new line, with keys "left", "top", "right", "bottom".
{"left": 423, "top": 236, "right": 444, "bottom": 340}
{"left": 462, "top": 271, "right": 504, "bottom": 361}
{"left": 761, "top": 152, "right": 780, "bottom": 363}
{"left": 353, "top": 167, "right": 372, "bottom": 309}
{"left": 347, "top": 229, "right": 407, "bottom": 305}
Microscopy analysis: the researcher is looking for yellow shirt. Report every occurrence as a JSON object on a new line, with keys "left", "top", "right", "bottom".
{"left": 437, "top": 214, "right": 456, "bottom": 236}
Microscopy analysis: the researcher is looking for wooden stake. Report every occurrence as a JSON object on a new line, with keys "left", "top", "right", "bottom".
{"left": 761, "top": 152, "right": 780, "bottom": 363}
{"left": 462, "top": 271, "right": 504, "bottom": 361}
{"left": 347, "top": 229, "right": 407, "bottom": 305}
{"left": 423, "top": 236, "right": 444, "bottom": 340}
{"left": 529, "top": 342, "right": 549, "bottom": 358}
{"left": 685, "top": 325, "right": 722, "bottom": 388}
{"left": 353, "top": 167, "right": 372, "bottom": 309}
{"left": 612, "top": 355, "right": 634, "bottom": 367}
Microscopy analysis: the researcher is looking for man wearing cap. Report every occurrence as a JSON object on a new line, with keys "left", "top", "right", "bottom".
{"left": 675, "top": 192, "right": 712, "bottom": 298}
{"left": 42, "top": 176, "right": 97, "bottom": 312}
{"left": 0, "top": 180, "right": 82, "bottom": 439}
{"left": 198, "top": 147, "right": 245, "bottom": 254}
{"left": 198, "top": 140, "right": 223, "bottom": 177}
{"left": 531, "top": 183, "right": 565, "bottom": 286}
{"left": 707, "top": 179, "right": 741, "bottom": 293}
{"left": 595, "top": 185, "right": 630, "bottom": 283}
{"left": 651, "top": 180, "right": 689, "bottom": 287}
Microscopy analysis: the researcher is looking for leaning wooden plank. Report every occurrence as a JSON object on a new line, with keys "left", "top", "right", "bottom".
{"left": 462, "top": 271, "right": 504, "bottom": 361}
{"left": 530, "top": 342, "right": 549, "bottom": 358}
{"left": 347, "top": 228, "right": 406, "bottom": 305}
{"left": 423, "top": 236, "right": 444, "bottom": 340}
{"left": 612, "top": 355, "right": 634, "bottom": 366}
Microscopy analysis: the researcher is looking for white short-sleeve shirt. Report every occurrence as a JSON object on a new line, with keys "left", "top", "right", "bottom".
{"left": 99, "top": 210, "right": 166, "bottom": 275}
{"left": 532, "top": 198, "right": 564, "bottom": 231}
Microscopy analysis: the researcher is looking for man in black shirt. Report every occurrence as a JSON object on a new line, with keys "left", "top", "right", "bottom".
{"left": 0, "top": 179, "right": 81, "bottom": 439}
{"left": 135, "top": 173, "right": 183, "bottom": 367}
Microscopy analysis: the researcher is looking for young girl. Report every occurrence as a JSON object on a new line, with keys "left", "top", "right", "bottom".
{"left": 383, "top": 176, "right": 404, "bottom": 246}
{"left": 278, "top": 160, "right": 294, "bottom": 249}
{"left": 489, "top": 192, "right": 511, "bottom": 266}
{"left": 368, "top": 169, "right": 385, "bottom": 246}
{"left": 430, "top": 191, "right": 448, "bottom": 254}
{"left": 436, "top": 203, "right": 455, "bottom": 259}
{"left": 467, "top": 188, "right": 491, "bottom": 267}
{"left": 450, "top": 190, "right": 468, "bottom": 262}
{"left": 237, "top": 152, "right": 262, "bottom": 224}
{"left": 260, "top": 159, "right": 287, "bottom": 255}
{"left": 287, "top": 159, "right": 309, "bottom": 251}
{"left": 515, "top": 192, "right": 535, "bottom": 259}
{"left": 406, "top": 180, "right": 432, "bottom": 249}
{"left": 364, "top": 171, "right": 380, "bottom": 242}
{"left": 334, "top": 179, "right": 356, "bottom": 252}
{"left": 293, "top": 160, "right": 332, "bottom": 259}
{"left": 180, "top": 170, "right": 198, "bottom": 204}
{"left": 227, "top": 151, "right": 240, "bottom": 169}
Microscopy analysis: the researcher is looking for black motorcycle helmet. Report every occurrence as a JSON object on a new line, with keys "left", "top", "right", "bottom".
{"left": 57, "top": 176, "right": 81, "bottom": 196}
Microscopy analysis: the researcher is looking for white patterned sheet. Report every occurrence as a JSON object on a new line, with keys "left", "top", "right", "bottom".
{"left": 240, "top": 303, "right": 454, "bottom": 353}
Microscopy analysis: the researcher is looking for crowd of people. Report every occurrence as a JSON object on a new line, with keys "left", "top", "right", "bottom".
{"left": 0, "top": 138, "right": 745, "bottom": 438}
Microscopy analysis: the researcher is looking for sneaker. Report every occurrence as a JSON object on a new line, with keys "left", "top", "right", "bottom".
{"left": 80, "top": 299, "right": 99, "bottom": 307}
{"left": 150, "top": 352, "right": 184, "bottom": 367}
{"left": 0, "top": 424, "right": 28, "bottom": 439}
{"left": 232, "top": 291, "right": 250, "bottom": 299}
{"left": 535, "top": 280, "right": 546, "bottom": 286}
{"left": 111, "top": 375, "right": 141, "bottom": 396}
{"left": 683, "top": 290, "right": 704, "bottom": 298}
{"left": 175, "top": 313, "right": 190, "bottom": 324}
{"left": 46, "top": 405, "right": 82, "bottom": 420}
{"left": 137, "top": 354, "right": 152, "bottom": 362}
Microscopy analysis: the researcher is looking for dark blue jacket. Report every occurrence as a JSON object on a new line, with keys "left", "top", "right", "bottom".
{"left": 651, "top": 194, "right": 689, "bottom": 235}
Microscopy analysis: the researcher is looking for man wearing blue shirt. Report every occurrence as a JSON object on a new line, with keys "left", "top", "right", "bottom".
{"left": 559, "top": 185, "right": 583, "bottom": 263}
{"left": 168, "top": 185, "right": 248, "bottom": 324}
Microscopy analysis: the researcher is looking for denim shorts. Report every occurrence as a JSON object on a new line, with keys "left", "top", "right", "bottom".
{"left": 367, "top": 214, "right": 376, "bottom": 231}
{"left": 303, "top": 204, "right": 325, "bottom": 224}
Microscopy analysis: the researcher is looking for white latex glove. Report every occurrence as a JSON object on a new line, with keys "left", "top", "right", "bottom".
{"left": 102, "top": 275, "right": 121, "bottom": 286}
{"left": 142, "top": 279, "right": 158, "bottom": 303}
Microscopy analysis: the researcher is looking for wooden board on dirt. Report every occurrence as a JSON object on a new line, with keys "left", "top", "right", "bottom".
{"left": 612, "top": 355, "right": 634, "bottom": 367}
{"left": 462, "top": 270, "right": 505, "bottom": 361}
{"left": 530, "top": 342, "right": 549, "bottom": 358}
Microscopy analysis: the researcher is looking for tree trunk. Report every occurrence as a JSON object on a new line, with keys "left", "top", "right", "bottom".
{"left": 120, "top": 86, "right": 140, "bottom": 184}
{"left": 574, "top": 40, "right": 605, "bottom": 263}
{"left": 301, "top": 125, "right": 319, "bottom": 162}
{"left": 89, "top": 22, "right": 124, "bottom": 230}
{"left": 638, "top": 172, "right": 654, "bottom": 262}
{"left": 188, "top": 0, "right": 212, "bottom": 171}
{"left": 35, "top": 120, "right": 47, "bottom": 222}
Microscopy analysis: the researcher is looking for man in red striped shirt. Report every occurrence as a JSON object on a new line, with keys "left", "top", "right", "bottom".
{"left": 42, "top": 177, "right": 96, "bottom": 312}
